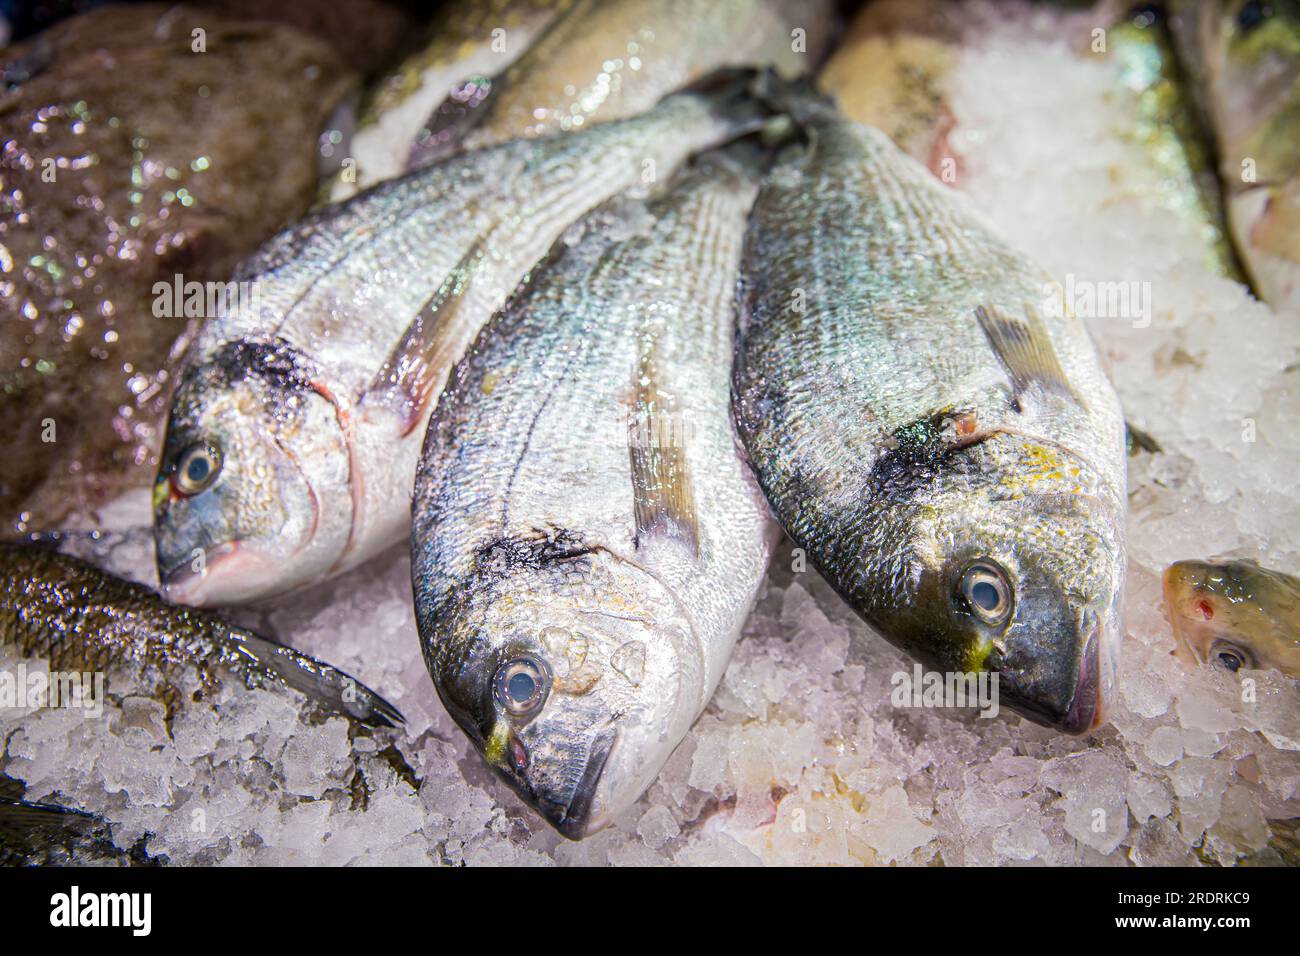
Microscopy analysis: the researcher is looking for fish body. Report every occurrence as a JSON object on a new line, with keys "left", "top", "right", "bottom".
{"left": 732, "top": 107, "right": 1128, "bottom": 734}
{"left": 411, "top": 151, "right": 776, "bottom": 838}
{"left": 154, "top": 81, "right": 764, "bottom": 606}
{"left": 328, "top": 0, "right": 569, "bottom": 201}
{"left": 1171, "top": 0, "right": 1300, "bottom": 313}
{"left": 0, "top": 544, "right": 401, "bottom": 725}
{"left": 411, "top": 0, "right": 833, "bottom": 164}
{"left": 1163, "top": 558, "right": 1300, "bottom": 676}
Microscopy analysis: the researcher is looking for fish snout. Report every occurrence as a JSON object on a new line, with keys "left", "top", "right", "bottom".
{"left": 531, "top": 725, "right": 619, "bottom": 841}
{"left": 996, "top": 611, "right": 1115, "bottom": 735}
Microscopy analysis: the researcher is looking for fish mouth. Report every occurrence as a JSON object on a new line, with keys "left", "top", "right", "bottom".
{"left": 159, "top": 541, "right": 270, "bottom": 607}
{"left": 539, "top": 724, "right": 619, "bottom": 841}
{"left": 1061, "top": 628, "right": 1108, "bottom": 735}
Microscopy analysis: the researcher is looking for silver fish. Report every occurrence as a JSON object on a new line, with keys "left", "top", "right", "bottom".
{"left": 411, "top": 150, "right": 777, "bottom": 838}
{"left": 410, "top": 0, "right": 834, "bottom": 165}
{"left": 732, "top": 103, "right": 1128, "bottom": 734}
{"left": 153, "top": 79, "right": 765, "bottom": 606}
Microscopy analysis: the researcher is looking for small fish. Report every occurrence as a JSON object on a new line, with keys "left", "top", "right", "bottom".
{"left": 732, "top": 98, "right": 1128, "bottom": 734}
{"left": 1163, "top": 558, "right": 1300, "bottom": 676}
{"left": 411, "top": 148, "right": 777, "bottom": 838}
{"left": 326, "top": 0, "right": 570, "bottom": 201}
{"left": 410, "top": 0, "right": 833, "bottom": 164}
{"left": 1171, "top": 0, "right": 1300, "bottom": 313}
{"left": 0, "top": 544, "right": 402, "bottom": 726}
{"left": 153, "top": 77, "right": 767, "bottom": 606}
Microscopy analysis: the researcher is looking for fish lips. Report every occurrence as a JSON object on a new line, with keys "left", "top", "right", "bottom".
{"left": 506, "top": 723, "right": 619, "bottom": 841}
{"left": 997, "top": 617, "right": 1113, "bottom": 735}
{"left": 157, "top": 540, "right": 268, "bottom": 606}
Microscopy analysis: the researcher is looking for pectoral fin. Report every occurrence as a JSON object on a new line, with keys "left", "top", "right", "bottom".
{"left": 627, "top": 350, "right": 699, "bottom": 555}
{"left": 975, "top": 303, "right": 1084, "bottom": 412}
{"left": 362, "top": 240, "right": 486, "bottom": 435}
{"left": 405, "top": 75, "right": 497, "bottom": 170}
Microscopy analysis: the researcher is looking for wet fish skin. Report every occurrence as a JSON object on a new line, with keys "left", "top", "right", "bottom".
{"left": 154, "top": 79, "right": 766, "bottom": 607}
{"left": 732, "top": 105, "right": 1128, "bottom": 735}
{"left": 411, "top": 0, "right": 834, "bottom": 164}
{"left": 1171, "top": 0, "right": 1300, "bottom": 313}
{"left": 327, "top": 0, "right": 571, "bottom": 201}
{"left": 0, "top": 544, "right": 402, "bottom": 726}
{"left": 412, "top": 152, "right": 776, "bottom": 839}
{"left": 1163, "top": 558, "right": 1300, "bottom": 677}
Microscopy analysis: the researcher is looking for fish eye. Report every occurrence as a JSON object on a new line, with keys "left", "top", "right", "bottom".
{"left": 1210, "top": 641, "right": 1254, "bottom": 673}
{"left": 958, "top": 561, "right": 1013, "bottom": 626}
{"left": 173, "top": 443, "right": 223, "bottom": 496}
{"left": 1236, "top": 0, "right": 1270, "bottom": 33}
{"left": 494, "top": 656, "right": 550, "bottom": 718}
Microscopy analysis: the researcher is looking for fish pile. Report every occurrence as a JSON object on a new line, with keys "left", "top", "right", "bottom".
{"left": 1, "top": 0, "right": 1297, "bottom": 863}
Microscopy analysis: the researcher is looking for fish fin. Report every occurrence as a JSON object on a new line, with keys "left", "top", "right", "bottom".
{"left": 627, "top": 349, "right": 699, "bottom": 555}
{"left": 1125, "top": 420, "right": 1162, "bottom": 456}
{"left": 221, "top": 628, "right": 404, "bottom": 728}
{"left": 974, "top": 303, "right": 1084, "bottom": 411}
{"left": 362, "top": 239, "right": 486, "bottom": 435}
{"left": 405, "top": 75, "right": 497, "bottom": 170}
{"left": 0, "top": 797, "right": 100, "bottom": 835}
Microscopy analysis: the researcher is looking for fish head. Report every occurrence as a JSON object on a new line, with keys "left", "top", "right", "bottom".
{"left": 424, "top": 542, "right": 696, "bottom": 839}
{"left": 153, "top": 341, "right": 352, "bottom": 605}
{"left": 1162, "top": 559, "right": 1300, "bottom": 677}
{"left": 873, "top": 432, "right": 1126, "bottom": 734}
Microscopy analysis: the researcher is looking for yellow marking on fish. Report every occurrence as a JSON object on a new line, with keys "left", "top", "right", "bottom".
{"left": 485, "top": 719, "right": 510, "bottom": 767}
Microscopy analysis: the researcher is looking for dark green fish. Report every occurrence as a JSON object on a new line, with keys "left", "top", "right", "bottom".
{"left": 0, "top": 544, "right": 402, "bottom": 726}
{"left": 732, "top": 100, "right": 1128, "bottom": 734}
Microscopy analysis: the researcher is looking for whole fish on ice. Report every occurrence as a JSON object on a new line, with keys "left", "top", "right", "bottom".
{"left": 732, "top": 98, "right": 1128, "bottom": 734}
{"left": 153, "top": 78, "right": 765, "bottom": 606}
{"left": 412, "top": 149, "right": 776, "bottom": 838}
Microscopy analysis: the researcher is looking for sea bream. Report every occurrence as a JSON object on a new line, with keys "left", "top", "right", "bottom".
{"left": 153, "top": 79, "right": 766, "bottom": 606}
{"left": 732, "top": 101, "right": 1128, "bottom": 734}
{"left": 410, "top": 0, "right": 834, "bottom": 165}
{"left": 411, "top": 149, "right": 777, "bottom": 838}
{"left": 327, "top": 0, "right": 570, "bottom": 201}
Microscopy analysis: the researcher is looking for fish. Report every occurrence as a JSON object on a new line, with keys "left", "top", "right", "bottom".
{"left": 1163, "top": 558, "right": 1300, "bottom": 676}
{"left": 0, "top": 543, "right": 402, "bottom": 726}
{"left": 153, "top": 76, "right": 768, "bottom": 606}
{"left": 1170, "top": 0, "right": 1300, "bottom": 314}
{"left": 732, "top": 99, "right": 1129, "bottom": 735}
{"left": 409, "top": 0, "right": 834, "bottom": 165}
{"left": 326, "top": 0, "right": 570, "bottom": 201}
{"left": 0, "top": 4, "right": 357, "bottom": 533}
{"left": 817, "top": 0, "right": 964, "bottom": 176}
{"left": 410, "top": 147, "right": 777, "bottom": 839}
{"left": 1091, "top": 1, "right": 1245, "bottom": 278}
